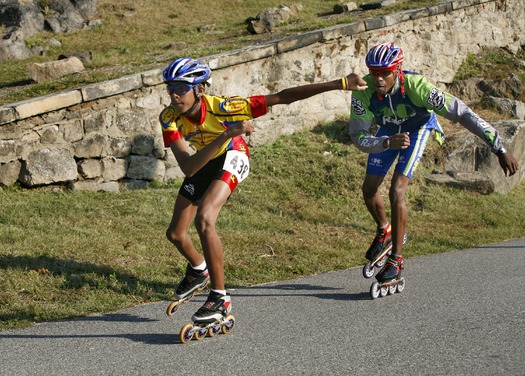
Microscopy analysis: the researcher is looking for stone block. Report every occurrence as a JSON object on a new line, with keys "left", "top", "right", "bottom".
{"left": 364, "top": 17, "right": 387, "bottom": 31}
{"left": 78, "top": 159, "right": 102, "bottom": 179}
{"left": 81, "top": 74, "right": 142, "bottom": 102}
{"left": 102, "top": 157, "right": 127, "bottom": 182}
{"left": 74, "top": 134, "right": 107, "bottom": 158}
{"left": 19, "top": 148, "right": 78, "bottom": 186}
{"left": 409, "top": 8, "right": 430, "bottom": 20}
{"left": 427, "top": 2, "right": 453, "bottom": 16}
{"left": 0, "top": 139, "right": 17, "bottom": 163}
{"left": 141, "top": 69, "right": 164, "bottom": 87}
{"left": 97, "top": 181, "right": 120, "bottom": 192}
{"left": 131, "top": 134, "right": 155, "bottom": 156}
{"left": 107, "top": 138, "right": 132, "bottom": 158}
{"left": 439, "top": 120, "right": 525, "bottom": 193}
{"left": 206, "top": 44, "right": 277, "bottom": 70}
{"left": 71, "top": 180, "right": 99, "bottom": 191}
{"left": 320, "top": 21, "right": 366, "bottom": 40}
{"left": 126, "top": 155, "right": 166, "bottom": 181}
{"left": 276, "top": 31, "right": 323, "bottom": 54}
{"left": 425, "top": 171, "right": 495, "bottom": 194}
{"left": 0, "top": 160, "right": 21, "bottom": 186}
{"left": 333, "top": 3, "right": 358, "bottom": 14}
{"left": 14, "top": 90, "right": 82, "bottom": 119}
{"left": 28, "top": 57, "right": 84, "bottom": 83}
{"left": 0, "top": 106, "right": 17, "bottom": 125}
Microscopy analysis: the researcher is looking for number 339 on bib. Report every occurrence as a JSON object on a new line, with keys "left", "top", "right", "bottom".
{"left": 223, "top": 151, "right": 250, "bottom": 183}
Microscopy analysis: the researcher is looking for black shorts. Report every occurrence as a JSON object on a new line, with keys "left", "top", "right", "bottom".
{"left": 178, "top": 153, "right": 228, "bottom": 203}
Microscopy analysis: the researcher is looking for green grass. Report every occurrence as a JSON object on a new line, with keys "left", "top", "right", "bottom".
{"left": 1, "top": 119, "right": 524, "bottom": 331}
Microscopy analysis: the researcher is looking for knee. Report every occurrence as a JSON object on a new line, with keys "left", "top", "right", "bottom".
{"left": 195, "top": 212, "right": 216, "bottom": 235}
{"left": 166, "top": 227, "right": 183, "bottom": 245}
{"left": 362, "top": 182, "right": 378, "bottom": 200}
{"left": 389, "top": 184, "right": 406, "bottom": 204}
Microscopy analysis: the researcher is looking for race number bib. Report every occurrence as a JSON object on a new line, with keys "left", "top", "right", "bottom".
{"left": 223, "top": 150, "right": 250, "bottom": 183}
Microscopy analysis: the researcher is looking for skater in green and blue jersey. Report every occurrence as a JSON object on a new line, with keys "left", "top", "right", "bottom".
{"left": 348, "top": 42, "right": 518, "bottom": 284}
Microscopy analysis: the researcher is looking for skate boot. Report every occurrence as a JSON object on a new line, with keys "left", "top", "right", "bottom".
{"left": 376, "top": 255, "right": 404, "bottom": 282}
{"left": 179, "top": 291, "right": 236, "bottom": 344}
{"left": 369, "top": 255, "right": 406, "bottom": 299}
{"left": 192, "top": 291, "right": 232, "bottom": 324}
{"left": 365, "top": 224, "right": 392, "bottom": 261}
{"left": 166, "top": 264, "right": 209, "bottom": 316}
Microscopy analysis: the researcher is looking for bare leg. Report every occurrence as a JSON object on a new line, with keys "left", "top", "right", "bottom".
{"left": 389, "top": 172, "right": 410, "bottom": 257}
{"left": 362, "top": 174, "right": 388, "bottom": 228}
{"left": 194, "top": 180, "right": 232, "bottom": 291}
{"left": 166, "top": 194, "right": 204, "bottom": 267}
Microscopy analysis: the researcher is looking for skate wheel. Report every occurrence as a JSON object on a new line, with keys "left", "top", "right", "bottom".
{"left": 396, "top": 277, "right": 406, "bottom": 293}
{"left": 376, "top": 255, "right": 387, "bottom": 268}
{"left": 183, "top": 291, "right": 195, "bottom": 304}
{"left": 166, "top": 300, "right": 180, "bottom": 316}
{"left": 179, "top": 323, "right": 194, "bottom": 344}
{"left": 388, "top": 283, "right": 397, "bottom": 295}
{"left": 221, "top": 314, "right": 236, "bottom": 335}
{"left": 380, "top": 285, "right": 389, "bottom": 297}
{"left": 362, "top": 262, "right": 375, "bottom": 279}
{"left": 370, "top": 282, "right": 380, "bottom": 299}
{"left": 193, "top": 325, "right": 207, "bottom": 341}
{"left": 207, "top": 322, "right": 221, "bottom": 337}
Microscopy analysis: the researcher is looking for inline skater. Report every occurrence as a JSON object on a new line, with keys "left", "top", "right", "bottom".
{"left": 347, "top": 42, "right": 518, "bottom": 285}
{"left": 161, "top": 57, "right": 368, "bottom": 323}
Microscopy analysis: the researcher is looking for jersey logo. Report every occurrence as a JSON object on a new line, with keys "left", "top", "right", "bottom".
{"left": 160, "top": 107, "right": 177, "bottom": 129}
{"left": 370, "top": 157, "right": 383, "bottom": 166}
{"left": 352, "top": 97, "right": 366, "bottom": 116}
{"left": 427, "top": 88, "right": 446, "bottom": 110}
{"left": 220, "top": 98, "right": 249, "bottom": 113}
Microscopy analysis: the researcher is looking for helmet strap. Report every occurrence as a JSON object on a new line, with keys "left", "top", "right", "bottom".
{"left": 396, "top": 65, "right": 405, "bottom": 97}
{"left": 180, "top": 86, "right": 202, "bottom": 117}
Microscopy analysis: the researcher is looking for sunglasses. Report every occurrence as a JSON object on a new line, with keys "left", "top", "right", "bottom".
{"left": 166, "top": 83, "right": 194, "bottom": 96}
{"left": 369, "top": 69, "right": 395, "bottom": 78}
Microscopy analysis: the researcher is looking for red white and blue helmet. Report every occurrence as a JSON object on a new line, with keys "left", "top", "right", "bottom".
{"left": 365, "top": 42, "right": 404, "bottom": 70}
{"left": 163, "top": 57, "right": 211, "bottom": 85}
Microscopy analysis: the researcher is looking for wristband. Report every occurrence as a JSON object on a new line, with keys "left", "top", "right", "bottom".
{"left": 383, "top": 137, "right": 391, "bottom": 150}
{"left": 341, "top": 77, "right": 348, "bottom": 91}
{"left": 496, "top": 147, "right": 507, "bottom": 156}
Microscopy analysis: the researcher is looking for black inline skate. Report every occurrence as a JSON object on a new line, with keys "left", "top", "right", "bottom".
{"left": 370, "top": 255, "right": 406, "bottom": 299}
{"left": 179, "top": 291, "right": 236, "bottom": 344}
{"left": 166, "top": 264, "right": 210, "bottom": 316}
{"left": 362, "top": 225, "right": 408, "bottom": 279}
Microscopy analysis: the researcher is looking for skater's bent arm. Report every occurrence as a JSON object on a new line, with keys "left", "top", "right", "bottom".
{"left": 265, "top": 74, "right": 368, "bottom": 107}
{"left": 170, "top": 121, "right": 255, "bottom": 177}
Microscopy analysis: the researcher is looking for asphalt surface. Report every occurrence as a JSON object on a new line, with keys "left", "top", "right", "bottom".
{"left": 1, "top": 238, "right": 524, "bottom": 376}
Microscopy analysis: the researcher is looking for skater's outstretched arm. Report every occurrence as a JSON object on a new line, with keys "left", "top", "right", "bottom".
{"left": 265, "top": 73, "right": 367, "bottom": 107}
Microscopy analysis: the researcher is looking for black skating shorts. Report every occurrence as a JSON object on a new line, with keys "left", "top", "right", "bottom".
{"left": 178, "top": 153, "right": 238, "bottom": 203}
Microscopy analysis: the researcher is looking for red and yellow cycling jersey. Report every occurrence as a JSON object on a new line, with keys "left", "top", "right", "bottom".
{"left": 159, "top": 95, "right": 267, "bottom": 159}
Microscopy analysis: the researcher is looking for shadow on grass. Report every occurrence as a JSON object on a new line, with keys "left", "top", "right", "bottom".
{"left": 0, "top": 253, "right": 173, "bottom": 293}
{"left": 0, "top": 254, "right": 174, "bottom": 328}
{"left": 311, "top": 119, "right": 352, "bottom": 143}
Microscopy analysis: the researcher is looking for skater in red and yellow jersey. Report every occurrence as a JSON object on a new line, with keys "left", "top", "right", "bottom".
{"left": 161, "top": 57, "right": 367, "bottom": 323}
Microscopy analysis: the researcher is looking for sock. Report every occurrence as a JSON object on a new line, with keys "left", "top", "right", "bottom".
{"left": 379, "top": 222, "right": 390, "bottom": 230}
{"left": 211, "top": 289, "right": 226, "bottom": 296}
{"left": 192, "top": 260, "right": 207, "bottom": 271}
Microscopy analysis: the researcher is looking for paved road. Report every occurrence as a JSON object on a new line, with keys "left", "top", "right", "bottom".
{"left": 1, "top": 239, "right": 524, "bottom": 376}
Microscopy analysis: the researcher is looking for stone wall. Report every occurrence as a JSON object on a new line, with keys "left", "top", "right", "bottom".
{"left": 0, "top": 0, "right": 524, "bottom": 191}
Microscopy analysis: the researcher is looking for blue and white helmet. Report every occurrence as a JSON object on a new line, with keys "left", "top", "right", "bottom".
{"left": 365, "top": 42, "right": 404, "bottom": 70}
{"left": 163, "top": 57, "right": 211, "bottom": 85}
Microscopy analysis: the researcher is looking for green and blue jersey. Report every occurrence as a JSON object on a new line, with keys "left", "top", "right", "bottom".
{"left": 348, "top": 71, "right": 504, "bottom": 155}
